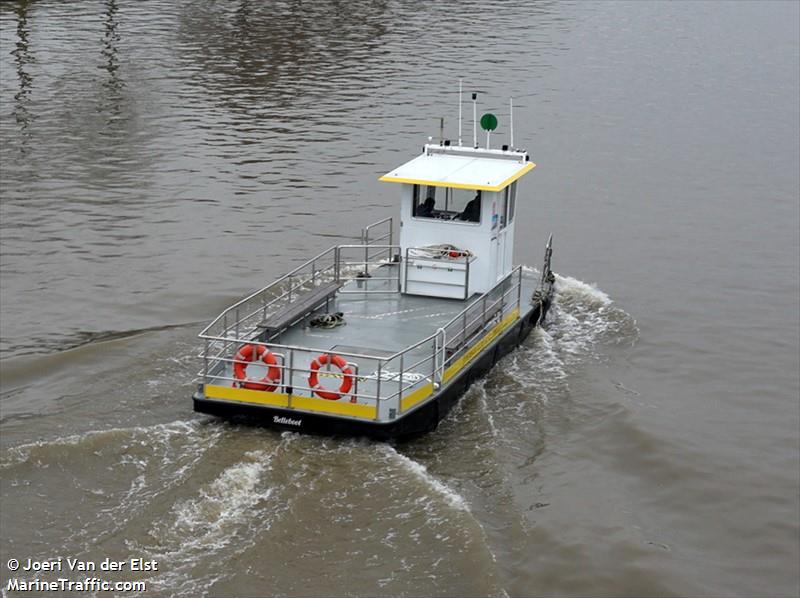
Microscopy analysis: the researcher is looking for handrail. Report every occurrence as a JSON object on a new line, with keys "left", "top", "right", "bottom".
{"left": 360, "top": 218, "right": 393, "bottom": 280}
{"left": 201, "top": 243, "right": 402, "bottom": 338}
{"left": 439, "top": 265, "right": 522, "bottom": 331}
{"left": 200, "top": 334, "right": 390, "bottom": 362}
{"left": 361, "top": 217, "right": 393, "bottom": 246}
{"left": 337, "top": 244, "right": 396, "bottom": 251}
{"left": 384, "top": 329, "right": 440, "bottom": 361}
{"left": 198, "top": 251, "right": 527, "bottom": 419}
{"left": 201, "top": 267, "right": 521, "bottom": 364}
{"left": 200, "top": 246, "right": 337, "bottom": 336}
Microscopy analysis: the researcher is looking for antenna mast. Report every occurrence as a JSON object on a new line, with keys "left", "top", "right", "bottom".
{"left": 472, "top": 92, "right": 478, "bottom": 148}
{"left": 509, "top": 97, "right": 514, "bottom": 149}
{"left": 458, "top": 79, "right": 463, "bottom": 146}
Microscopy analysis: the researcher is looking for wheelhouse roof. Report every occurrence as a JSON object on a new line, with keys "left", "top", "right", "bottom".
{"left": 379, "top": 144, "right": 536, "bottom": 192}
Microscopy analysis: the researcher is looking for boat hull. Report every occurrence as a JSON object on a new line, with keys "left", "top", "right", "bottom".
{"left": 193, "top": 297, "right": 550, "bottom": 440}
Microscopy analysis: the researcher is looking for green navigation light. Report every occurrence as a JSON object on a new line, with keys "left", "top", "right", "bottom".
{"left": 480, "top": 113, "right": 498, "bottom": 132}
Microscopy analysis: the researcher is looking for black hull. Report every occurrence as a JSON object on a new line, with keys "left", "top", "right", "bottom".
{"left": 193, "top": 298, "right": 550, "bottom": 441}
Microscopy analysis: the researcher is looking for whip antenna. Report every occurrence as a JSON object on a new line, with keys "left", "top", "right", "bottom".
{"left": 458, "top": 79, "right": 463, "bottom": 146}
{"left": 472, "top": 92, "right": 478, "bottom": 148}
{"left": 510, "top": 97, "right": 514, "bottom": 149}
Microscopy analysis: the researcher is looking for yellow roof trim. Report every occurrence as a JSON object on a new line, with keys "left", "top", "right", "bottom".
{"left": 379, "top": 161, "right": 536, "bottom": 192}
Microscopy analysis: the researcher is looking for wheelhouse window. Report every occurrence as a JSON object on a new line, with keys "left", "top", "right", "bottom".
{"left": 413, "top": 185, "right": 481, "bottom": 223}
{"left": 497, "top": 183, "right": 517, "bottom": 230}
{"left": 507, "top": 182, "right": 516, "bottom": 224}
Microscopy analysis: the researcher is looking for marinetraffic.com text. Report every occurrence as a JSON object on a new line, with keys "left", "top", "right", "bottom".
{"left": 5, "top": 557, "right": 156, "bottom": 593}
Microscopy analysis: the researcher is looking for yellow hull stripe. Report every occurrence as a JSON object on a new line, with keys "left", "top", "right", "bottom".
{"left": 205, "top": 384, "right": 289, "bottom": 407}
{"left": 205, "top": 308, "right": 520, "bottom": 419}
{"left": 443, "top": 308, "right": 520, "bottom": 384}
{"left": 204, "top": 384, "right": 377, "bottom": 419}
{"left": 290, "top": 396, "right": 377, "bottom": 419}
{"left": 400, "top": 308, "right": 520, "bottom": 413}
{"left": 400, "top": 382, "right": 434, "bottom": 413}
{"left": 378, "top": 162, "right": 535, "bottom": 193}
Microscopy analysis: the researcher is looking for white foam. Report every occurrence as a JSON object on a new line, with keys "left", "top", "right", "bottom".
{"left": 473, "top": 380, "right": 499, "bottom": 438}
{"left": 135, "top": 448, "right": 281, "bottom": 596}
{"left": 548, "top": 273, "right": 636, "bottom": 357}
{"left": 528, "top": 326, "right": 567, "bottom": 381}
{"left": 554, "top": 273, "right": 612, "bottom": 305}
{"left": 170, "top": 450, "right": 273, "bottom": 549}
{"left": 382, "top": 445, "right": 470, "bottom": 512}
{"left": 1, "top": 419, "right": 205, "bottom": 468}
{"left": 103, "top": 421, "right": 222, "bottom": 519}
{"left": 493, "top": 269, "right": 638, "bottom": 404}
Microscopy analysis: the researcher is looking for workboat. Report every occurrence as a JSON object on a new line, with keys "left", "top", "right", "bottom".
{"left": 192, "top": 99, "right": 556, "bottom": 439}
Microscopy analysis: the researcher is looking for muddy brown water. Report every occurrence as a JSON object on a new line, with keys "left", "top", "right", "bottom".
{"left": 1, "top": 1, "right": 798, "bottom": 597}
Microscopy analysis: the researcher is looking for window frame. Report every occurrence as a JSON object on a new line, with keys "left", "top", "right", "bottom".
{"left": 498, "top": 183, "right": 517, "bottom": 230}
{"left": 411, "top": 185, "right": 482, "bottom": 225}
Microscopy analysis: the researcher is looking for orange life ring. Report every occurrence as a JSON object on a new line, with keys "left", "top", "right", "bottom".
{"left": 308, "top": 353, "right": 354, "bottom": 401}
{"left": 233, "top": 344, "right": 281, "bottom": 391}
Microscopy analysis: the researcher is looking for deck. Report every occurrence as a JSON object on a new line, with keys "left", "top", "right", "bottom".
{"left": 196, "top": 243, "right": 540, "bottom": 423}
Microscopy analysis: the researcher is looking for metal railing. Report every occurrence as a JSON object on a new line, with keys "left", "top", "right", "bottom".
{"left": 200, "top": 337, "right": 384, "bottom": 413}
{"left": 198, "top": 243, "right": 525, "bottom": 421}
{"left": 380, "top": 266, "right": 523, "bottom": 412}
{"left": 337, "top": 245, "right": 402, "bottom": 295}
{"left": 403, "top": 248, "right": 474, "bottom": 300}
{"left": 360, "top": 216, "right": 394, "bottom": 276}
{"left": 199, "top": 245, "right": 401, "bottom": 344}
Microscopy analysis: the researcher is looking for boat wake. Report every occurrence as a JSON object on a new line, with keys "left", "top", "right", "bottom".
{"left": 1, "top": 419, "right": 215, "bottom": 470}
{"left": 380, "top": 444, "right": 470, "bottom": 512}
{"left": 462, "top": 270, "right": 639, "bottom": 448}
{"left": 510, "top": 270, "right": 639, "bottom": 396}
{"left": 550, "top": 273, "right": 637, "bottom": 352}
{"left": 131, "top": 446, "right": 283, "bottom": 596}
{"left": 0, "top": 269, "right": 635, "bottom": 597}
